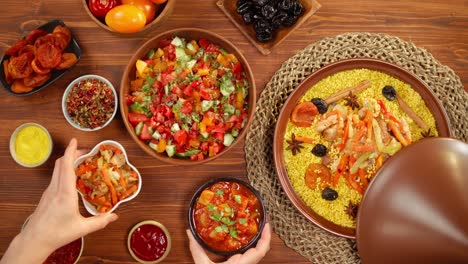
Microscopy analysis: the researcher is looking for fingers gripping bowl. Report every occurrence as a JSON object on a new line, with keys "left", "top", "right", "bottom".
{"left": 188, "top": 177, "right": 266, "bottom": 256}
{"left": 74, "top": 140, "right": 142, "bottom": 215}
{"left": 120, "top": 28, "right": 256, "bottom": 165}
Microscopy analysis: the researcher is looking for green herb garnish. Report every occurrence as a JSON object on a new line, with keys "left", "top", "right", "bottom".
{"left": 216, "top": 189, "right": 224, "bottom": 196}
{"left": 234, "top": 195, "right": 242, "bottom": 204}
{"left": 207, "top": 204, "right": 217, "bottom": 211}
{"left": 239, "top": 218, "right": 247, "bottom": 225}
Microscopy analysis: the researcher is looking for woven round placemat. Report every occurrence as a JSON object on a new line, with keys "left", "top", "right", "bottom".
{"left": 245, "top": 32, "right": 468, "bottom": 263}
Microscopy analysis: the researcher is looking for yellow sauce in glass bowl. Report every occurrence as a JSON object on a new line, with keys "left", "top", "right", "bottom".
{"left": 10, "top": 123, "right": 53, "bottom": 167}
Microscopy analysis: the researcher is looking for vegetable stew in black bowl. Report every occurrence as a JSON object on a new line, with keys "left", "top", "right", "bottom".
{"left": 188, "top": 177, "right": 266, "bottom": 256}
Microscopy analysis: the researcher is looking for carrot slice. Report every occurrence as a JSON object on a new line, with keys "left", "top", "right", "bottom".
{"left": 352, "top": 145, "right": 376, "bottom": 152}
{"left": 388, "top": 120, "right": 409, "bottom": 146}
{"left": 295, "top": 136, "right": 315, "bottom": 144}
{"left": 358, "top": 168, "right": 369, "bottom": 189}
{"left": 291, "top": 102, "right": 318, "bottom": 127}
{"left": 101, "top": 168, "right": 118, "bottom": 205}
{"left": 120, "top": 185, "right": 138, "bottom": 200}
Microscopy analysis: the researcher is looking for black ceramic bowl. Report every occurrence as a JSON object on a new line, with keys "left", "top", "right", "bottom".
{"left": 188, "top": 177, "right": 266, "bottom": 256}
{"left": 0, "top": 19, "right": 81, "bottom": 96}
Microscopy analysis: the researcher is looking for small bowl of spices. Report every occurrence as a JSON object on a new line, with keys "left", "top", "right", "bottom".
{"left": 10, "top": 123, "right": 53, "bottom": 168}
{"left": 127, "top": 220, "right": 171, "bottom": 263}
{"left": 62, "top": 74, "right": 117, "bottom": 131}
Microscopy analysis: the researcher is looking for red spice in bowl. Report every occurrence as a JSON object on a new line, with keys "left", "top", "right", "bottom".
{"left": 62, "top": 74, "right": 117, "bottom": 131}
{"left": 127, "top": 220, "right": 171, "bottom": 263}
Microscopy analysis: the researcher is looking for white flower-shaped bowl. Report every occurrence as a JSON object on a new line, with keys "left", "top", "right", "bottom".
{"left": 74, "top": 140, "right": 142, "bottom": 215}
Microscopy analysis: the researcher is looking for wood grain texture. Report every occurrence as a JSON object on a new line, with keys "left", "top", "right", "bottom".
{"left": 0, "top": 0, "right": 466, "bottom": 263}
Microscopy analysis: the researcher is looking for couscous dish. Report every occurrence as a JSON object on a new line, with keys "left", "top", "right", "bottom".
{"left": 283, "top": 69, "right": 438, "bottom": 228}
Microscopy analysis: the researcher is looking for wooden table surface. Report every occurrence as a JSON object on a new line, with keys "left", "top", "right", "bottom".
{"left": 0, "top": 0, "right": 466, "bottom": 263}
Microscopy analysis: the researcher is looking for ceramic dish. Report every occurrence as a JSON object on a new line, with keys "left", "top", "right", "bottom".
{"left": 74, "top": 140, "right": 142, "bottom": 215}
{"left": 0, "top": 19, "right": 81, "bottom": 96}
{"left": 22, "top": 215, "right": 84, "bottom": 264}
{"left": 127, "top": 220, "right": 171, "bottom": 263}
{"left": 9, "top": 123, "right": 53, "bottom": 168}
{"left": 188, "top": 177, "right": 266, "bottom": 256}
{"left": 273, "top": 58, "right": 452, "bottom": 238}
{"left": 357, "top": 138, "right": 468, "bottom": 264}
{"left": 82, "top": 0, "right": 174, "bottom": 34}
{"left": 217, "top": 0, "right": 321, "bottom": 55}
{"left": 120, "top": 28, "right": 256, "bottom": 165}
{"left": 62, "top": 74, "right": 118, "bottom": 131}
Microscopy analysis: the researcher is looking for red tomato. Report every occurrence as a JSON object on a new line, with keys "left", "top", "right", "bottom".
{"left": 173, "top": 129, "right": 188, "bottom": 146}
{"left": 199, "top": 88, "right": 211, "bottom": 100}
{"left": 139, "top": 124, "right": 153, "bottom": 140}
{"left": 122, "top": 0, "right": 157, "bottom": 24}
{"left": 89, "top": 0, "right": 121, "bottom": 19}
{"left": 151, "top": 0, "right": 167, "bottom": 4}
{"left": 105, "top": 5, "right": 146, "bottom": 33}
{"left": 128, "top": 112, "right": 148, "bottom": 126}
{"left": 199, "top": 38, "right": 210, "bottom": 49}
{"left": 180, "top": 101, "right": 193, "bottom": 114}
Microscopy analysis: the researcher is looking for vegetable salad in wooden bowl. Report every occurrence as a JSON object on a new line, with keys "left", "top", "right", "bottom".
{"left": 120, "top": 28, "right": 256, "bottom": 165}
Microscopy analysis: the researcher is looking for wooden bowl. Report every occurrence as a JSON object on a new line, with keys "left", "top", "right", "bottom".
{"left": 120, "top": 28, "right": 256, "bottom": 165}
{"left": 81, "top": 0, "right": 174, "bottom": 34}
{"left": 217, "top": 0, "right": 321, "bottom": 55}
{"left": 273, "top": 58, "right": 452, "bottom": 238}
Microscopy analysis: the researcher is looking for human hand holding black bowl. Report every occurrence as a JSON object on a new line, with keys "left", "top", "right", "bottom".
{"left": 187, "top": 177, "right": 269, "bottom": 261}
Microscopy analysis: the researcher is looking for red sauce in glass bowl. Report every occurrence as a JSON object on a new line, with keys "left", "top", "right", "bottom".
{"left": 128, "top": 221, "right": 171, "bottom": 263}
{"left": 43, "top": 238, "right": 82, "bottom": 264}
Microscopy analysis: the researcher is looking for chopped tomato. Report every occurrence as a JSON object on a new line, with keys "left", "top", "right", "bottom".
{"left": 180, "top": 100, "right": 193, "bottom": 114}
{"left": 199, "top": 38, "right": 210, "bottom": 49}
{"left": 128, "top": 112, "right": 148, "bottom": 126}
{"left": 139, "top": 124, "right": 153, "bottom": 141}
{"left": 173, "top": 129, "right": 188, "bottom": 146}
{"left": 199, "top": 88, "right": 211, "bottom": 100}
{"left": 233, "top": 62, "right": 243, "bottom": 80}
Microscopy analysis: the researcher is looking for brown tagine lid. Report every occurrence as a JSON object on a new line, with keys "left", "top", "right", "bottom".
{"left": 356, "top": 137, "right": 468, "bottom": 264}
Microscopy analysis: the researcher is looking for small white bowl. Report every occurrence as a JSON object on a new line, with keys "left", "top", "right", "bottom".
{"left": 9, "top": 123, "right": 53, "bottom": 168}
{"left": 62, "top": 74, "right": 118, "bottom": 132}
{"left": 22, "top": 215, "right": 84, "bottom": 264}
{"left": 74, "top": 140, "right": 142, "bottom": 215}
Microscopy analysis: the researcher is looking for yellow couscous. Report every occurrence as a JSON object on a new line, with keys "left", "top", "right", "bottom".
{"left": 283, "top": 69, "right": 437, "bottom": 228}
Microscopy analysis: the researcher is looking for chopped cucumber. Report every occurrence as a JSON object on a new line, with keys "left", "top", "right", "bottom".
{"left": 224, "top": 104, "right": 235, "bottom": 115}
{"left": 186, "top": 59, "right": 197, "bottom": 70}
{"left": 220, "top": 48, "right": 228, "bottom": 54}
{"left": 164, "top": 84, "right": 169, "bottom": 95}
{"left": 187, "top": 43, "right": 197, "bottom": 53}
{"left": 171, "top": 36, "right": 184, "bottom": 47}
{"left": 171, "top": 123, "right": 180, "bottom": 133}
{"left": 223, "top": 133, "right": 235, "bottom": 147}
{"left": 148, "top": 126, "right": 154, "bottom": 135}
{"left": 135, "top": 122, "right": 144, "bottom": 136}
{"left": 149, "top": 142, "right": 158, "bottom": 151}
{"left": 152, "top": 131, "right": 161, "bottom": 140}
{"left": 146, "top": 49, "right": 155, "bottom": 59}
{"left": 231, "top": 129, "right": 239, "bottom": 137}
{"left": 176, "top": 47, "right": 190, "bottom": 62}
{"left": 221, "top": 79, "right": 235, "bottom": 96}
{"left": 200, "top": 131, "right": 209, "bottom": 139}
{"left": 201, "top": 100, "right": 214, "bottom": 112}
{"left": 165, "top": 145, "right": 176, "bottom": 157}
{"left": 176, "top": 149, "right": 201, "bottom": 158}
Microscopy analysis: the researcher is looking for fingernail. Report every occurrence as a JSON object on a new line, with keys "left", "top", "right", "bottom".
{"left": 109, "top": 213, "right": 118, "bottom": 222}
